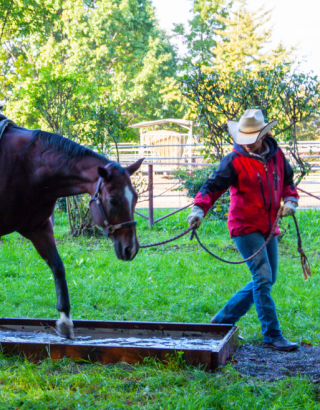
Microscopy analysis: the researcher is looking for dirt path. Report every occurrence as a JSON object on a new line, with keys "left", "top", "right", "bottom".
{"left": 233, "top": 344, "right": 320, "bottom": 382}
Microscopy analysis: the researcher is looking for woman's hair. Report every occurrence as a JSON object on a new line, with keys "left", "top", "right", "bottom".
{"left": 263, "top": 131, "right": 274, "bottom": 139}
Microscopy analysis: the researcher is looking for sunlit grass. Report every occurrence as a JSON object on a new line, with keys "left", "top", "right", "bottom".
{"left": 0, "top": 209, "right": 319, "bottom": 408}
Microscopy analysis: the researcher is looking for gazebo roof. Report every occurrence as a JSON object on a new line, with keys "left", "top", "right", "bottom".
{"left": 130, "top": 118, "right": 193, "bottom": 129}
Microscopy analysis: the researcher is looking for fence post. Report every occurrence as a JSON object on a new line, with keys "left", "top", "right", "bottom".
{"left": 148, "top": 164, "right": 154, "bottom": 228}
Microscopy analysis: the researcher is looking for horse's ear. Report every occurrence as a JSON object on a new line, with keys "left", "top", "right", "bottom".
{"left": 98, "top": 166, "right": 112, "bottom": 181}
{"left": 126, "top": 158, "right": 144, "bottom": 176}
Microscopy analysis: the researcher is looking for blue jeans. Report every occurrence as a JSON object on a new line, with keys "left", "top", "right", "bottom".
{"left": 213, "top": 232, "right": 282, "bottom": 343}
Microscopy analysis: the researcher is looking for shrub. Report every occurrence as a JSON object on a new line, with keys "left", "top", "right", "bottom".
{"left": 66, "top": 195, "right": 103, "bottom": 237}
{"left": 174, "top": 166, "right": 230, "bottom": 219}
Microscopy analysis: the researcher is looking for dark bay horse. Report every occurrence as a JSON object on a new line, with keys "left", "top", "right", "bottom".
{"left": 0, "top": 124, "right": 143, "bottom": 339}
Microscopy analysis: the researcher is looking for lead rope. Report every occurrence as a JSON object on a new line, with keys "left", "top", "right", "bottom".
{"left": 139, "top": 225, "right": 195, "bottom": 248}
{"left": 192, "top": 210, "right": 311, "bottom": 278}
{"left": 139, "top": 208, "right": 311, "bottom": 279}
{"left": 139, "top": 209, "right": 281, "bottom": 251}
{"left": 139, "top": 186, "right": 318, "bottom": 278}
{"left": 292, "top": 214, "right": 312, "bottom": 280}
{"left": 193, "top": 213, "right": 311, "bottom": 279}
{"left": 191, "top": 208, "right": 282, "bottom": 265}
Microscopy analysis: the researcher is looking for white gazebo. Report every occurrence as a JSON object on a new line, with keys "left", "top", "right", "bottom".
{"left": 130, "top": 118, "right": 194, "bottom": 163}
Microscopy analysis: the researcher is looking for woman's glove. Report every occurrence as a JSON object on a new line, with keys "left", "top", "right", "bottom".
{"left": 187, "top": 206, "right": 205, "bottom": 228}
{"left": 282, "top": 200, "right": 298, "bottom": 217}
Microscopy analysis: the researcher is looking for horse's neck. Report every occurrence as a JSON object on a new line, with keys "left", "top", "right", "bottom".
{"left": 40, "top": 156, "right": 107, "bottom": 200}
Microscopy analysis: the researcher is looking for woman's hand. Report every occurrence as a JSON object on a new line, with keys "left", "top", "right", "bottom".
{"left": 187, "top": 206, "right": 205, "bottom": 228}
{"left": 282, "top": 201, "right": 298, "bottom": 217}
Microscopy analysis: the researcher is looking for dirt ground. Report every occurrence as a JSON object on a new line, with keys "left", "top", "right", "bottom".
{"left": 232, "top": 344, "right": 320, "bottom": 382}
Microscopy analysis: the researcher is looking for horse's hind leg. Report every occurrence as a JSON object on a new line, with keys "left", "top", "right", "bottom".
{"left": 20, "top": 221, "right": 74, "bottom": 339}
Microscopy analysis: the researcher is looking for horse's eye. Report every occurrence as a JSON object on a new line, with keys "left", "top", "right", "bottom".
{"left": 109, "top": 197, "right": 119, "bottom": 207}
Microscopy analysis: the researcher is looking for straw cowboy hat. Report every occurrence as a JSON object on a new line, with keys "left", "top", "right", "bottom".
{"left": 227, "top": 109, "right": 278, "bottom": 145}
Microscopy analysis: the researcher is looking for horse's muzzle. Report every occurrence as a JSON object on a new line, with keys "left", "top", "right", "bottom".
{"left": 114, "top": 239, "right": 139, "bottom": 261}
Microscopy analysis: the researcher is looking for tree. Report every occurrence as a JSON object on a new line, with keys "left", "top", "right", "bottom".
{"left": 0, "top": 0, "right": 58, "bottom": 45}
{"left": 296, "top": 114, "right": 320, "bottom": 141}
{"left": 88, "top": 104, "right": 136, "bottom": 160}
{"left": 173, "top": 0, "right": 230, "bottom": 70}
{"left": 181, "top": 64, "right": 320, "bottom": 180}
{"left": 0, "top": 0, "right": 61, "bottom": 103}
{"left": 8, "top": 69, "right": 87, "bottom": 135}
{"left": 212, "top": 0, "right": 293, "bottom": 72}
{"left": 174, "top": 0, "right": 292, "bottom": 74}
{"left": 2, "top": 0, "right": 181, "bottom": 130}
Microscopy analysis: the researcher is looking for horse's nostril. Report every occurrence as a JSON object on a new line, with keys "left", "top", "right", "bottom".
{"left": 124, "top": 246, "right": 132, "bottom": 260}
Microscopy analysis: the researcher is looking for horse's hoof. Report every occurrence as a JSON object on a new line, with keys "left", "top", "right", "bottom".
{"left": 56, "top": 321, "right": 75, "bottom": 340}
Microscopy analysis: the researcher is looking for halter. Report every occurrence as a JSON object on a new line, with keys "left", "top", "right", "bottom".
{"left": 89, "top": 164, "right": 137, "bottom": 236}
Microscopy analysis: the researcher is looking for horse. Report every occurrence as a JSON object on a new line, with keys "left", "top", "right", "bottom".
{"left": 0, "top": 124, "right": 143, "bottom": 339}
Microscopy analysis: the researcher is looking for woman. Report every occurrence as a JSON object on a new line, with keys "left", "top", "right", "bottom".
{"left": 188, "top": 109, "right": 299, "bottom": 351}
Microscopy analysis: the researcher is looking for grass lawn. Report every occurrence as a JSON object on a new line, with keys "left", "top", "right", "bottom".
{"left": 0, "top": 208, "right": 319, "bottom": 409}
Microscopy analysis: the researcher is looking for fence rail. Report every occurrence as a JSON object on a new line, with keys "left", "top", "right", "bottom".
{"left": 108, "top": 141, "right": 320, "bottom": 227}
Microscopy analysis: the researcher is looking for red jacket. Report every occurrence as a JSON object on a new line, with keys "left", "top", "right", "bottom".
{"left": 194, "top": 137, "right": 299, "bottom": 237}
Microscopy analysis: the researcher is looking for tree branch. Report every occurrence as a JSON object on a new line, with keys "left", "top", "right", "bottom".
{"left": 0, "top": 0, "right": 14, "bottom": 45}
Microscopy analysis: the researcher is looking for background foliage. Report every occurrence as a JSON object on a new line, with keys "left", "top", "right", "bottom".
{"left": 181, "top": 64, "right": 320, "bottom": 182}
{"left": 1, "top": 0, "right": 319, "bottom": 150}
{"left": 1, "top": 0, "right": 181, "bottom": 144}
{"left": 174, "top": 166, "right": 230, "bottom": 219}
{"left": 1, "top": 0, "right": 320, "bottom": 224}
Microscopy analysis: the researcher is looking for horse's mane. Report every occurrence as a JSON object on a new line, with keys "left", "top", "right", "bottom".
{"left": 25, "top": 130, "right": 109, "bottom": 166}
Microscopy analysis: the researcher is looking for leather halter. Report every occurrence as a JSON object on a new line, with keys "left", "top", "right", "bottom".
{"left": 89, "top": 164, "right": 137, "bottom": 236}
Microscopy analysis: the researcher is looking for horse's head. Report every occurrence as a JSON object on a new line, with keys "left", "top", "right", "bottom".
{"left": 89, "top": 159, "right": 143, "bottom": 261}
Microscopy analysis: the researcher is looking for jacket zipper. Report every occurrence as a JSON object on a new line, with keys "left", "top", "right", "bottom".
{"left": 257, "top": 173, "right": 267, "bottom": 207}
{"left": 264, "top": 164, "right": 272, "bottom": 233}
{"left": 273, "top": 155, "right": 279, "bottom": 206}
{"left": 273, "top": 172, "right": 278, "bottom": 205}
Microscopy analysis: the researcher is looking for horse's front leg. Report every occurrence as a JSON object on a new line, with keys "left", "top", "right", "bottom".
{"left": 20, "top": 220, "right": 74, "bottom": 339}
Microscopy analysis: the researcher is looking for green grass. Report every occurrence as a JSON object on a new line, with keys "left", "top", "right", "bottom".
{"left": 0, "top": 209, "right": 319, "bottom": 409}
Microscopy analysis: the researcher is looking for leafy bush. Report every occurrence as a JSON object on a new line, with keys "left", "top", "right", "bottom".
{"left": 56, "top": 198, "right": 66, "bottom": 213}
{"left": 66, "top": 195, "right": 103, "bottom": 237}
{"left": 174, "top": 166, "right": 230, "bottom": 219}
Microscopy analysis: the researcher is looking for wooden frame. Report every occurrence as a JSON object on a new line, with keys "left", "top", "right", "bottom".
{"left": 0, "top": 318, "right": 238, "bottom": 371}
